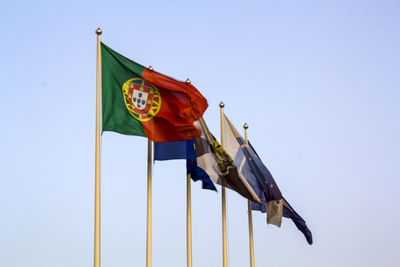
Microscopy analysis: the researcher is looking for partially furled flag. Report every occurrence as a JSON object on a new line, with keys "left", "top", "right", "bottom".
{"left": 154, "top": 140, "right": 217, "bottom": 191}
{"left": 194, "top": 118, "right": 261, "bottom": 203}
{"left": 223, "top": 114, "right": 313, "bottom": 245}
{"left": 101, "top": 43, "right": 208, "bottom": 142}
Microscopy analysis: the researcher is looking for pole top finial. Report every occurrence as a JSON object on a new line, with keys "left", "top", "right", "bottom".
{"left": 185, "top": 78, "right": 191, "bottom": 84}
{"left": 95, "top": 28, "right": 102, "bottom": 35}
{"left": 148, "top": 65, "right": 153, "bottom": 71}
{"left": 219, "top": 102, "right": 225, "bottom": 108}
{"left": 243, "top": 123, "right": 249, "bottom": 129}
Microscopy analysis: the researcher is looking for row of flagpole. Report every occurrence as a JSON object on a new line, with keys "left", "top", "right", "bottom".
{"left": 94, "top": 28, "right": 257, "bottom": 267}
{"left": 220, "top": 103, "right": 255, "bottom": 267}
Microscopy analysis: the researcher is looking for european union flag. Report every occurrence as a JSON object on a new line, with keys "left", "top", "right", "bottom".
{"left": 154, "top": 140, "right": 217, "bottom": 191}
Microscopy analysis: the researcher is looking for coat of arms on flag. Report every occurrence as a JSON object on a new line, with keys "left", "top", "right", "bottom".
{"left": 122, "top": 78, "right": 162, "bottom": 121}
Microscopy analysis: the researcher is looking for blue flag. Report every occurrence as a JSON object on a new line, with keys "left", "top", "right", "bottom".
{"left": 223, "top": 114, "right": 313, "bottom": 245}
{"left": 155, "top": 117, "right": 261, "bottom": 203}
{"left": 154, "top": 140, "right": 217, "bottom": 191}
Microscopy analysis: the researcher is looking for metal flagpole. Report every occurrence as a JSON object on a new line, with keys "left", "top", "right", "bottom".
{"left": 146, "top": 139, "right": 153, "bottom": 267}
{"left": 185, "top": 78, "right": 193, "bottom": 267}
{"left": 94, "top": 27, "right": 102, "bottom": 267}
{"left": 187, "top": 173, "right": 193, "bottom": 267}
{"left": 219, "top": 102, "right": 228, "bottom": 267}
{"left": 244, "top": 123, "right": 255, "bottom": 267}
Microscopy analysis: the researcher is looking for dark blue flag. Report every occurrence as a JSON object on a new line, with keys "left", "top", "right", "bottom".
{"left": 223, "top": 114, "right": 313, "bottom": 245}
{"left": 154, "top": 140, "right": 217, "bottom": 191}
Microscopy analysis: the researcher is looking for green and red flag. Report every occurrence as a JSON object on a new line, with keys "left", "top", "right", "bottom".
{"left": 101, "top": 43, "right": 208, "bottom": 142}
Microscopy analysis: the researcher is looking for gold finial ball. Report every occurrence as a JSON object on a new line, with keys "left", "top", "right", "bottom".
{"left": 148, "top": 65, "right": 153, "bottom": 71}
{"left": 95, "top": 28, "right": 102, "bottom": 35}
{"left": 219, "top": 102, "right": 225, "bottom": 108}
{"left": 243, "top": 123, "right": 249, "bottom": 129}
{"left": 185, "top": 78, "right": 191, "bottom": 84}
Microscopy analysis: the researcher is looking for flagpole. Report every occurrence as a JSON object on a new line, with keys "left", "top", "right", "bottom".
{"left": 219, "top": 102, "right": 228, "bottom": 267}
{"left": 187, "top": 173, "right": 192, "bottom": 267}
{"left": 244, "top": 123, "right": 255, "bottom": 267}
{"left": 185, "top": 78, "right": 193, "bottom": 267}
{"left": 146, "top": 139, "right": 153, "bottom": 267}
{"left": 94, "top": 27, "right": 102, "bottom": 267}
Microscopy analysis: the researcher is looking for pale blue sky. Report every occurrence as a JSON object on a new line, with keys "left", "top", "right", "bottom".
{"left": 0, "top": 1, "right": 399, "bottom": 266}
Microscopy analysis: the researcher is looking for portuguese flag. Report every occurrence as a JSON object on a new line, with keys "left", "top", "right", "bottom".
{"left": 101, "top": 43, "right": 208, "bottom": 142}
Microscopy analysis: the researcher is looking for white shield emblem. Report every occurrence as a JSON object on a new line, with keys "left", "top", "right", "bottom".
{"left": 132, "top": 89, "right": 149, "bottom": 110}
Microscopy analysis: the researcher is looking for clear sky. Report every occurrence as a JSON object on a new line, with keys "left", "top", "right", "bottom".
{"left": 0, "top": 0, "right": 399, "bottom": 266}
